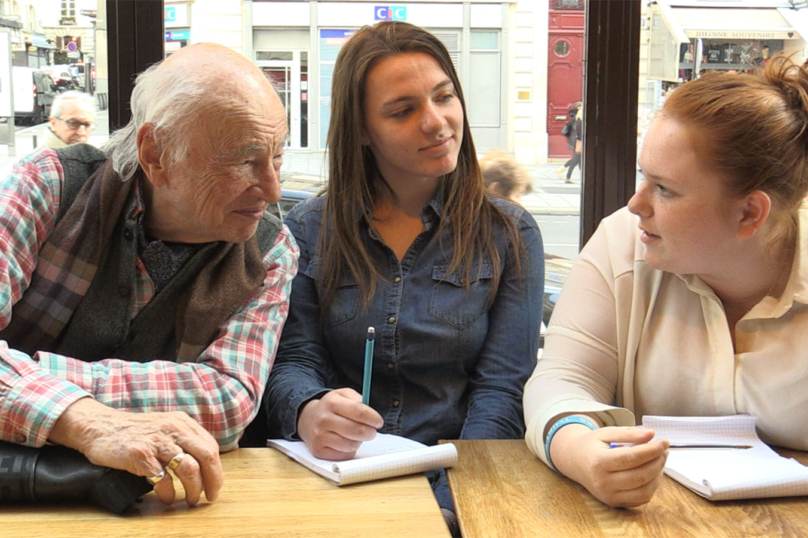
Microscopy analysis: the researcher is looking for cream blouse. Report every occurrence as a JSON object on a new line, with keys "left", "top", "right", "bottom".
{"left": 524, "top": 205, "right": 808, "bottom": 464}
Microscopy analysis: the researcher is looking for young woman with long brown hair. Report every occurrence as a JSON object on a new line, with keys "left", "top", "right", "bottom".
{"left": 263, "top": 21, "right": 544, "bottom": 532}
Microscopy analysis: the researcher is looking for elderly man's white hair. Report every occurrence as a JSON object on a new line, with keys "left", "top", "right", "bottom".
{"left": 103, "top": 44, "right": 283, "bottom": 182}
{"left": 102, "top": 58, "right": 205, "bottom": 182}
{"left": 51, "top": 90, "right": 96, "bottom": 120}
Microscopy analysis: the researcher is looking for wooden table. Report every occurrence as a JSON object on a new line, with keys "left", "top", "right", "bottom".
{"left": 446, "top": 440, "right": 808, "bottom": 538}
{"left": 1, "top": 448, "right": 451, "bottom": 538}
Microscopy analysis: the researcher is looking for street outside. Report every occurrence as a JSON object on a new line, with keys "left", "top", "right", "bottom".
{"left": 2, "top": 107, "right": 583, "bottom": 261}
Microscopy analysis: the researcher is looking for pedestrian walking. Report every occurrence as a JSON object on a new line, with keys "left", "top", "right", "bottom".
{"left": 556, "top": 102, "right": 582, "bottom": 183}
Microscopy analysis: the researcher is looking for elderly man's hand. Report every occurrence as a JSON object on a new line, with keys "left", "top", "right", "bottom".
{"left": 49, "top": 398, "right": 223, "bottom": 506}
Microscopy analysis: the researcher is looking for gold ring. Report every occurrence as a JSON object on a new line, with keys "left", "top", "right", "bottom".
{"left": 146, "top": 470, "right": 165, "bottom": 485}
{"left": 167, "top": 452, "right": 185, "bottom": 471}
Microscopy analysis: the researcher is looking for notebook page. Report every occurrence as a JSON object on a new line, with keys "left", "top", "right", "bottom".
{"left": 642, "top": 415, "right": 759, "bottom": 446}
{"left": 266, "top": 439, "right": 340, "bottom": 483}
{"left": 333, "top": 443, "right": 458, "bottom": 485}
{"left": 268, "top": 433, "right": 449, "bottom": 485}
{"left": 643, "top": 415, "right": 808, "bottom": 500}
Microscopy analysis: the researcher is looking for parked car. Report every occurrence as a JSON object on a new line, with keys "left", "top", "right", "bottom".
{"left": 12, "top": 66, "right": 58, "bottom": 125}
{"left": 270, "top": 184, "right": 571, "bottom": 343}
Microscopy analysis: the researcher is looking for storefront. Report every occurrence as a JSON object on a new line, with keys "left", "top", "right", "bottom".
{"left": 246, "top": 1, "right": 511, "bottom": 151}
{"left": 648, "top": 0, "right": 807, "bottom": 85}
{"left": 25, "top": 33, "right": 54, "bottom": 68}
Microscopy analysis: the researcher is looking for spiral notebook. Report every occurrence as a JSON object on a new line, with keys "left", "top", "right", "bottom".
{"left": 267, "top": 433, "right": 458, "bottom": 486}
{"left": 644, "top": 415, "right": 808, "bottom": 501}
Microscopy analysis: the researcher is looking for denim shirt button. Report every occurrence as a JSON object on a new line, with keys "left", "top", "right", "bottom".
{"left": 394, "top": 276, "right": 401, "bottom": 283}
{"left": 386, "top": 361, "right": 395, "bottom": 369}
{"left": 387, "top": 316, "right": 396, "bottom": 324}
{"left": 391, "top": 399, "right": 400, "bottom": 408}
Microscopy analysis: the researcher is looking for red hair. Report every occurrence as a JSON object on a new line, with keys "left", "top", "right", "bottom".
{"left": 662, "top": 56, "right": 808, "bottom": 231}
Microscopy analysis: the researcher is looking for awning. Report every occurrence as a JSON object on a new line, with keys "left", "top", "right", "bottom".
{"left": 661, "top": 6, "right": 803, "bottom": 42}
{"left": 0, "top": 17, "right": 22, "bottom": 30}
{"left": 648, "top": 2, "right": 807, "bottom": 82}
{"left": 28, "top": 33, "right": 53, "bottom": 49}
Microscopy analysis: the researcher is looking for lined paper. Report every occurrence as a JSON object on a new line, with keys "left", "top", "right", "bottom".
{"left": 268, "top": 433, "right": 458, "bottom": 486}
{"left": 643, "top": 415, "right": 808, "bottom": 501}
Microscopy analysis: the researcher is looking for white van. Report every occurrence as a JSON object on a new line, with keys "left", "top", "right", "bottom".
{"left": 12, "top": 66, "right": 57, "bottom": 125}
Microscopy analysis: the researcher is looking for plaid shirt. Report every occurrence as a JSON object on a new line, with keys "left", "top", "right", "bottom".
{"left": 0, "top": 150, "right": 299, "bottom": 451}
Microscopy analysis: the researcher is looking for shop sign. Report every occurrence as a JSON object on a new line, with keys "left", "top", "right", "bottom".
{"left": 688, "top": 30, "right": 796, "bottom": 40}
{"left": 165, "top": 30, "right": 190, "bottom": 41}
{"left": 31, "top": 34, "right": 50, "bottom": 48}
{"left": 321, "top": 29, "right": 355, "bottom": 47}
{"left": 165, "top": 4, "right": 190, "bottom": 28}
{"left": 374, "top": 6, "right": 407, "bottom": 21}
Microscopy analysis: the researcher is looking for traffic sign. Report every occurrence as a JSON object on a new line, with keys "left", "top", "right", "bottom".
{"left": 66, "top": 41, "right": 77, "bottom": 52}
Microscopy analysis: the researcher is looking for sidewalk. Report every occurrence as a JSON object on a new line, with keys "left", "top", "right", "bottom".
{"left": 0, "top": 114, "right": 581, "bottom": 217}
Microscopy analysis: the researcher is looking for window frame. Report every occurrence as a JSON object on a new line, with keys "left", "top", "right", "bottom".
{"left": 106, "top": 0, "right": 164, "bottom": 131}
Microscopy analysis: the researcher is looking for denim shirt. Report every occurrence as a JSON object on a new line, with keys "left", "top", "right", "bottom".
{"left": 264, "top": 192, "right": 544, "bottom": 449}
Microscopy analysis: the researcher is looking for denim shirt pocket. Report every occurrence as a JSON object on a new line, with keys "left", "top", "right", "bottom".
{"left": 429, "top": 262, "right": 494, "bottom": 329}
{"left": 303, "top": 259, "right": 359, "bottom": 328}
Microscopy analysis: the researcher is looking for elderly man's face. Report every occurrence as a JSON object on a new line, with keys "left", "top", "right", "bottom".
{"left": 150, "top": 83, "right": 288, "bottom": 244}
{"left": 49, "top": 100, "right": 95, "bottom": 144}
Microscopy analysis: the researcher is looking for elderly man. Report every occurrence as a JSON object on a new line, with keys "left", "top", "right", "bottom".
{"left": 44, "top": 90, "right": 96, "bottom": 147}
{"left": 0, "top": 43, "right": 298, "bottom": 506}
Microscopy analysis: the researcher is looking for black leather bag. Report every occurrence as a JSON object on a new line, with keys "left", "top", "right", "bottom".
{"left": 0, "top": 441, "right": 153, "bottom": 514}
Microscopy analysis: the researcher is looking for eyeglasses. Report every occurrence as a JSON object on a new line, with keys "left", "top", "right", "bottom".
{"left": 56, "top": 117, "right": 94, "bottom": 131}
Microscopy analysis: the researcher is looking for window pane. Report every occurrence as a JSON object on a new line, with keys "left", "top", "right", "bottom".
{"left": 471, "top": 31, "right": 498, "bottom": 50}
{"left": 468, "top": 52, "right": 500, "bottom": 126}
{"left": 256, "top": 51, "right": 293, "bottom": 61}
{"left": 93, "top": 0, "right": 593, "bottom": 275}
{"left": 541, "top": 0, "right": 585, "bottom": 260}
{"left": 1, "top": 0, "right": 107, "bottom": 164}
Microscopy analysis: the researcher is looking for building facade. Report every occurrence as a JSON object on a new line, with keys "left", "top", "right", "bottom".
{"left": 639, "top": 0, "right": 808, "bottom": 141}
{"left": 165, "top": 0, "right": 564, "bottom": 164}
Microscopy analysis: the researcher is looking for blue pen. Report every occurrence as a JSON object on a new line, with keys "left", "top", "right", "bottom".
{"left": 362, "top": 327, "right": 375, "bottom": 406}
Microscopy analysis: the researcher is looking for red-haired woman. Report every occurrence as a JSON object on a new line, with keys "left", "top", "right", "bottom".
{"left": 525, "top": 57, "right": 808, "bottom": 507}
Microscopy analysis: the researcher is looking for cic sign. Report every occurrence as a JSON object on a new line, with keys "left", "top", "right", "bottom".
{"left": 374, "top": 6, "right": 407, "bottom": 21}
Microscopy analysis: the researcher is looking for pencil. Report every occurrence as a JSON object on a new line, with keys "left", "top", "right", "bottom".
{"left": 362, "top": 327, "right": 375, "bottom": 406}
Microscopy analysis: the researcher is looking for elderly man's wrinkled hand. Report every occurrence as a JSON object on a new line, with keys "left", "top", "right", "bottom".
{"left": 50, "top": 398, "right": 223, "bottom": 506}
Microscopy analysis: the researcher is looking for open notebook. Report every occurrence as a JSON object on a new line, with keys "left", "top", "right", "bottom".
{"left": 644, "top": 415, "right": 808, "bottom": 501}
{"left": 267, "top": 433, "right": 458, "bottom": 486}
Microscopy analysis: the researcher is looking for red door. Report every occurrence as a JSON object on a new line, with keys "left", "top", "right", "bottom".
{"left": 547, "top": 7, "right": 584, "bottom": 159}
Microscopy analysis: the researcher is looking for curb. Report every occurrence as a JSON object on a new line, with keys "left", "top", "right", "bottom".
{"left": 527, "top": 207, "right": 580, "bottom": 217}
